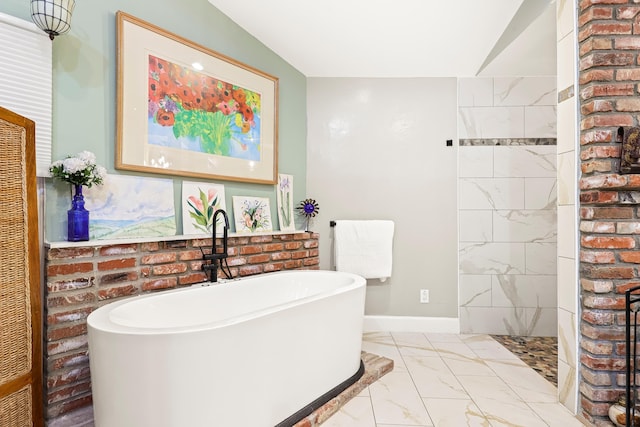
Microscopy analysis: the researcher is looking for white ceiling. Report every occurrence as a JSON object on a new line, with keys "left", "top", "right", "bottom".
{"left": 207, "top": 0, "right": 557, "bottom": 78}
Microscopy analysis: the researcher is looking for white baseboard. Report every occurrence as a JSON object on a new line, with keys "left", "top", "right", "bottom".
{"left": 363, "top": 315, "right": 460, "bottom": 334}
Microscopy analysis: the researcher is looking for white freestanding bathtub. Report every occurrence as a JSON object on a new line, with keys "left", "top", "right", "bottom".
{"left": 87, "top": 270, "right": 366, "bottom": 427}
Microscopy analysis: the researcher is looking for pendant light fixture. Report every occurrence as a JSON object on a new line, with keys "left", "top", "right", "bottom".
{"left": 30, "top": 0, "right": 76, "bottom": 41}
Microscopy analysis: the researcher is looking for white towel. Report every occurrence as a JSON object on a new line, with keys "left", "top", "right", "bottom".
{"left": 334, "top": 220, "right": 394, "bottom": 281}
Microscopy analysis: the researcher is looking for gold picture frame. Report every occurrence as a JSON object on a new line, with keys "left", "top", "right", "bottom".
{"left": 116, "top": 11, "right": 278, "bottom": 184}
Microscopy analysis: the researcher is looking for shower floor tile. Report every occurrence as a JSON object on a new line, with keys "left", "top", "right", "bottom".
{"left": 490, "top": 335, "right": 558, "bottom": 386}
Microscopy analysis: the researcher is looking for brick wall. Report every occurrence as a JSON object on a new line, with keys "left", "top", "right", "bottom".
{"left": 44, "top": 232, "right": 319, "bottom": 425}
{"left": 578, "top": 1, "right": 640, "bottom": 424}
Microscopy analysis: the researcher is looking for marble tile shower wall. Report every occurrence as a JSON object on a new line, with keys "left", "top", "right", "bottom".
{"left": 458, "top": 77, "right": 558, "bottom": 336}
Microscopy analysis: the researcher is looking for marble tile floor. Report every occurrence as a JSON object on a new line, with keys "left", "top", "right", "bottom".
{"left": 321, "top": 332, "right": 585, "bottom": 427}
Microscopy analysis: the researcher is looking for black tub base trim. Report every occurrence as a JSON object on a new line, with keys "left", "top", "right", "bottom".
{"left": 275, "top": 359, "right": 366, "bottom": 427}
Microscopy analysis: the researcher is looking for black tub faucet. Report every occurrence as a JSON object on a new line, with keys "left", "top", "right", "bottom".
{"left": 202, "top": 209, "right": 232, "bottom": 282}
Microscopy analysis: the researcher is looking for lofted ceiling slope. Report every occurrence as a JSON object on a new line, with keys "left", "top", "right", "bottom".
{"left": 207, "top": 0, "right": 557, "bottom": 78}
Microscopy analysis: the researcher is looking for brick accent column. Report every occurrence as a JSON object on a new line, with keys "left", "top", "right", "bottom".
{"left": 44, "top": 232, "right": 319, "bottom": 424}
{"left": 578, "top": 1, "right": 640, "bottom": 423}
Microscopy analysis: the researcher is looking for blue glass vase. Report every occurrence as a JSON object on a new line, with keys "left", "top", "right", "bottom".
{"left": 68, "top": 184, "right": 89, "bottom": 241}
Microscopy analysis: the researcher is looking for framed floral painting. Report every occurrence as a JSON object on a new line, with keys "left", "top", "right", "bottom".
{"left": 276, "top": 174, "right": 295, "bottom": 231}
{"left": 232, "top": 196, "right": 272, "bottom": 234}
{"left": 181, "top": 181, "right": 226, "bottom": 235}
{"left": 115, "top": 11, "right": 278, "bottom": 184}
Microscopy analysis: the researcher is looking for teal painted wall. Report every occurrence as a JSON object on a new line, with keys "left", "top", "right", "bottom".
{"left": 0, "top": 0, "right": 307, "bottom": 241}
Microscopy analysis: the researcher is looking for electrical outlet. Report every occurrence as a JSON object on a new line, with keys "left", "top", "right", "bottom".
{"left": 420, "top": 289, "right": 429, "bottom": 303}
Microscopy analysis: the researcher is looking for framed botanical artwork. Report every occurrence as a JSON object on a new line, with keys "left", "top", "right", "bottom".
{"left": 181, "top": 181, "right": 226, "bottom": 235}
{"left": 232, "top": 196, "right": 272, "bottom": 234}
{"left": 276, "top": 174, "right": 295, "bottom": 231}
{"left": 115, "top": 11, "right": 279, "bottom": 184}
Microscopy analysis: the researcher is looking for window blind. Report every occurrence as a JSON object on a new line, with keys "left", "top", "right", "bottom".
{"left": 0, "top": 12, "right": 52, "bottom": 177}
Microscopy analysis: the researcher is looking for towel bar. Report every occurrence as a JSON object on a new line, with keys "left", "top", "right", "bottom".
{"left": 329, "top": 221, "right": 336, "bottom": 227}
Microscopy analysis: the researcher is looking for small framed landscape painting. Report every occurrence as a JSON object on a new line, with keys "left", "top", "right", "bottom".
{"left": 84, "top": 175, "right": 176, "bottom": 239}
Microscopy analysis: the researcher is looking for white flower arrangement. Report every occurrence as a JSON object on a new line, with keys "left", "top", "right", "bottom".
{"left": 49, "top": 150, "right": 107, "bottom": 187}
